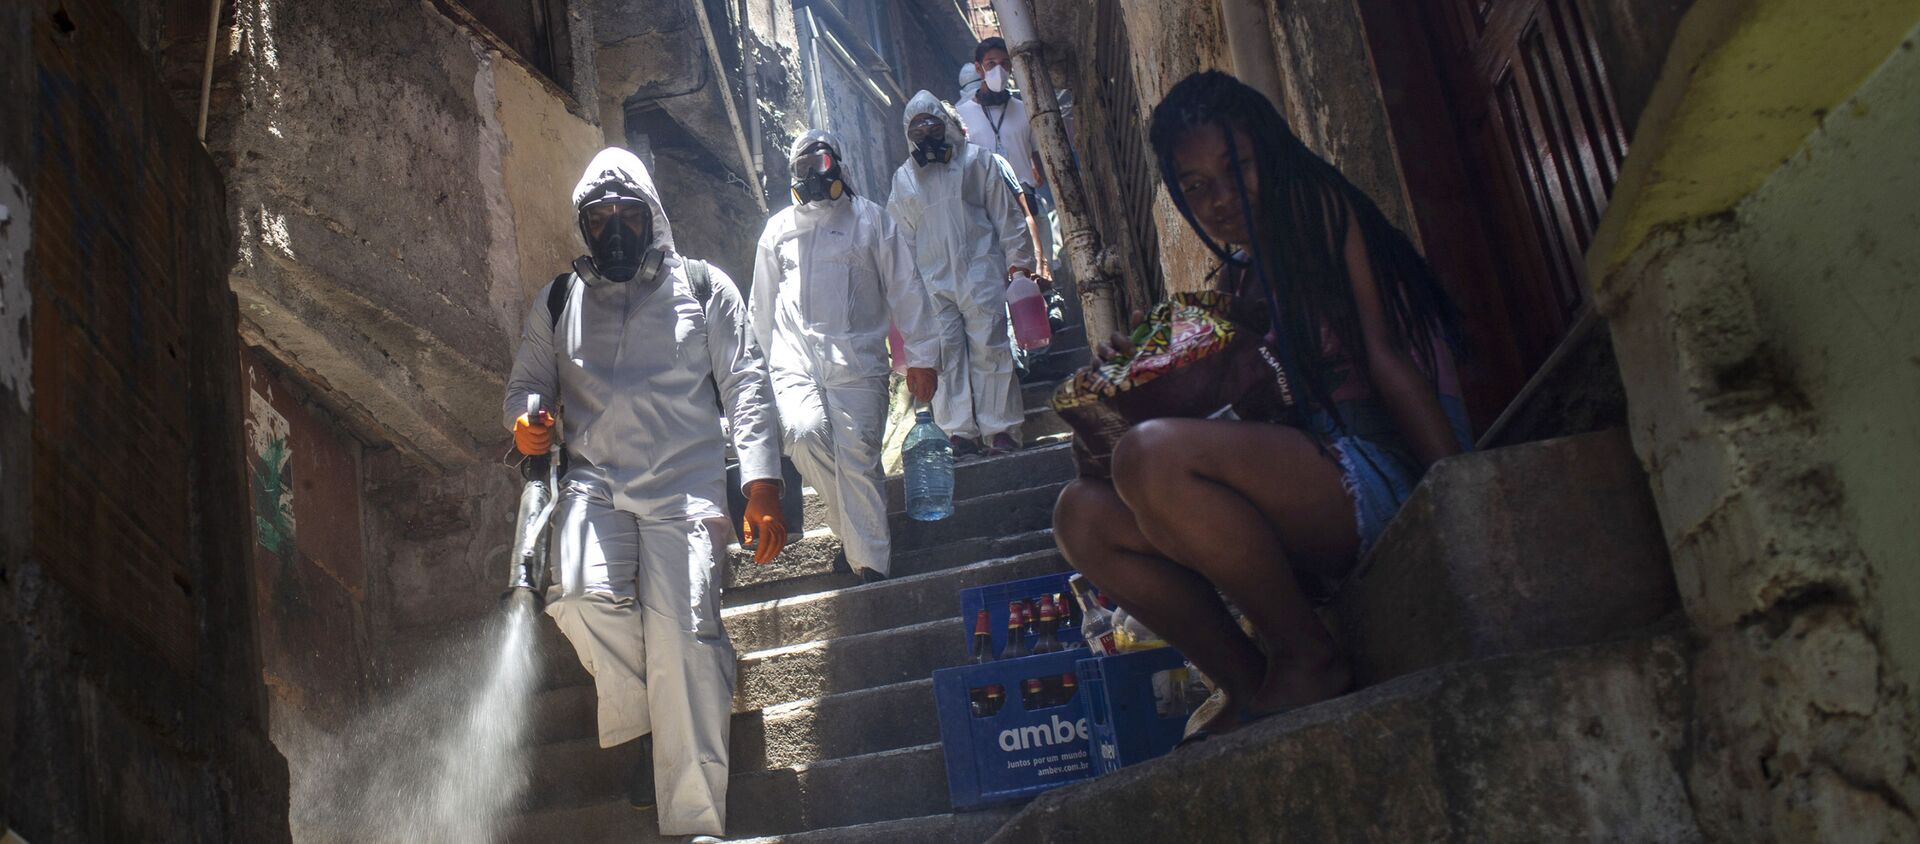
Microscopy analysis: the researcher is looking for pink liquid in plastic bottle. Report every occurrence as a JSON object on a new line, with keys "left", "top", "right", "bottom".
{"left": 887, "top": 321, "right": 908, "bottom": 374}
{"left": 1007, "top": 272, "right": 1053, "bottom": 351}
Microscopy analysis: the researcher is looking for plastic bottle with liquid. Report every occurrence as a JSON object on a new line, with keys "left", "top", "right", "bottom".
{"left": 1069, "top": 574, "right": 1118, "bottom": 656}
{"left": 1007, "top": 271, "right": 1053, "bottom": 351}
{"left": 1111, "top": 606, "right": 1168, "bottom": 652}
{"left": 903, "top": 411, "right": 954, "bottom": 521}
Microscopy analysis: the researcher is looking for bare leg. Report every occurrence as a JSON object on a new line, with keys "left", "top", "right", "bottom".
{"left": 1111, "top": 419, "right": 1357, "bottom": 713}
{"left": 1054, "top": 478, "right": 1264, "bottom": 733}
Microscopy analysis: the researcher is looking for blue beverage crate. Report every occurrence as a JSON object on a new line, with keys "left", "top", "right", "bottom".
{"left": 932, "top": 651, "right": 1096, "bottom": 809}
{"left": 1077, "top": 647, "right": 1191, "bottom": 775}
{"left": 958, "top": 572, "right": 1085, "bottom": 658}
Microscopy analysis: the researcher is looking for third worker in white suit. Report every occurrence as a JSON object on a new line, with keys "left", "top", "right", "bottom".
{"left": 888, "top": 91, "right": 1036, "bottom": 456}
{"left": 751, "top": 130, "right": 942, "bottom": 583}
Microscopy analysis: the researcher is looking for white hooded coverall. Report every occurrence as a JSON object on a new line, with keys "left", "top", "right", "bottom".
{"left": 751, "top": 130, "right": 942, "bottom": 577}
{"left": 888, "top": 91, "right": 1035, "bottom": 443}
{"left": 503, "top": 148, "right": 779, "bottom": 837}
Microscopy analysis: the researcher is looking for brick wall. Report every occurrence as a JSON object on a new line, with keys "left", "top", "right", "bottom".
{"left": 3, "top": 0, "right": 288, "bottom": 839}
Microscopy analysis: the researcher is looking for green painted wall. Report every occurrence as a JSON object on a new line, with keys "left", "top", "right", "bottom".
{"left": 1737, "top": 24, "right": 1920, "bottom": 689}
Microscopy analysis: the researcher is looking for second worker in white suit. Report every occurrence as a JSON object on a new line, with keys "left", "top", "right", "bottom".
{"left": 888, "top": 91, "right": 1036, "bottom": 457}
{"left": 751, "top": 130, "right": 942, "bottom": 583}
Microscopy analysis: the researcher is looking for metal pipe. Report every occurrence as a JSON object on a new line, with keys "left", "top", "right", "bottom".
{"left": 691, "top": 0, "right": 767, "bottom": 212}
{"left": 794, "top": 0, "right": 907, "bottom": 105}
{"left": 995, "top": 0, "right": 1121, "bottom": 343}
{"left": 196, "top": 0, "right": 222, "bottom": 141}
{"left": 737, "top": 0, "right": 764, "bottom": 182}
{"left": 1218, "top": 0, "right": 1285, "bottom": 111}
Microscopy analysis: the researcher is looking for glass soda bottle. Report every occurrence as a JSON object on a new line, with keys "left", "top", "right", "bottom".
{"left": 971, "top": 609, "right": 994, "bottom": 663}
{"left": 903, "top": 410, "right": 954, "bottom": 521}
{"left": 1002, "top": 601, "right": 1030, "bottom": 659}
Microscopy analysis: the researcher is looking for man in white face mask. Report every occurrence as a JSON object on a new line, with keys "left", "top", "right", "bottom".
{"left": 955, "top": 37, "right": 1053, "bottom": 321}
{"left": 956, "top": 37, "right": 1038, "bottom": 193}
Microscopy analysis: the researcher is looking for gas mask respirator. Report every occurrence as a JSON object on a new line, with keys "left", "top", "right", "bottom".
{"left": 790, "top": 146, "right": 846, "bottom": 205}
{"left": 577, "top": 196, "right": 661, "bottom": 284}
{"left": 908, "top": 117, "right": 954, "bottom": 167}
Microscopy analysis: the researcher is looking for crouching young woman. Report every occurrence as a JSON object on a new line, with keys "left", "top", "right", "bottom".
{"left": 1053, "top": 71, "right": 1473, "bottom": 739}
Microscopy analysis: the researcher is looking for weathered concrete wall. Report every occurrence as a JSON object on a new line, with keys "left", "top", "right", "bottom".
{"left": 593, "top": 0, "right": 773, "bottom": 279}
{"left": 1261, "top": 0, "right": 1414, "bottom": 236}
{"left": 493, "top": 56, "right": 613, "bottom": 313}
{"left": 221, "top": 0, "right": 601, "bottom": 469}
{"left": 1591, "top": 2, "right": 1920, "bottom": 837}
{"left": 1118, "top": 0, "right": 1234, "bottom": 293}
{"left": 4, "top": 0, "right": 289, "bottom": 839}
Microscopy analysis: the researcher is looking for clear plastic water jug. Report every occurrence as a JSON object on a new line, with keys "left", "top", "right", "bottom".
{"left": 903, "top": 410, "right": 954, "bottom": 521}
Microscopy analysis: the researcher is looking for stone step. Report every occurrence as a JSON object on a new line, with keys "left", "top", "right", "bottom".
{"left": 732, "top": 618, "right": 962, "bottom": 713}
{"left": 883, "top": 442, "right": 1075, "bottom": 512}
{"left": 724, "top": 528, "right": 1060, "bottom": 606}
{"left": 508, "top": 743, "right": 954, "bottom": 842}
{"left": 722, "top": 548, "right": 1071, "bottom": 654}
{"left": 732, "top": 809, "right": 1019, "bottom": 844}
{"left": 524, "top": 677, "right": 942, "bottom": 812}
{"left": 989, "top": 634, "right": 1696, "bottom": 842}
{"left": 1019, "top": 344, "right": 1089, "bottom": 384}
{"left": 726, "top": 471, "right": 1067, "bottom": 603}
{"left": 1332, "top": 429, "right": 1679, "bottom": 686}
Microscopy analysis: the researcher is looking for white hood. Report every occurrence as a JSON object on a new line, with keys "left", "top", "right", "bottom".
{"left": 789, "top": 128, "right": 854, "bottom": 196}
{"left": 571, "top": 147, "right": 676, "bottom": 257}
{"left": 901, "top": 90, "right": 965, "bottom": 146}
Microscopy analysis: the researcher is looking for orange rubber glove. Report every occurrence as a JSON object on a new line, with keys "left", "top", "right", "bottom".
{"left": 906, "top": 367, "right": 938, "bottom": 404}
{"left": 741, "top": 479, "right": 788, "bottom": 564}
{"left": 513, "top": 411, "right": 554, "bottom": 456}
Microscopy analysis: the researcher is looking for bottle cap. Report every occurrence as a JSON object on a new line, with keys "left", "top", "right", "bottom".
{"left": 1061, "top": 672, "right": 1076, "bottom": 687}
{"left": 1024, "top": 678, "right": 1043, "bottom": 692}
{"left": 986, "top": 684, "right": 1003, "bottom": 697}
{"left": 974, "top": 609, "right": 990, "bottom": 634}
{"left": 1007, "top": 601, "right": 1024, "bottom": 624}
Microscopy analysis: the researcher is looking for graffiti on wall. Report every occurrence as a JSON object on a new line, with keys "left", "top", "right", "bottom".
{"left": 246, "top": 372, "right": 296, "bottom": 560}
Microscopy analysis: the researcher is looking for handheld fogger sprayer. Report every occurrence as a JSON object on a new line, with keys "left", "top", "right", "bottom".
{"left": 504, "top": 393, "right": 561, "bottom": 615}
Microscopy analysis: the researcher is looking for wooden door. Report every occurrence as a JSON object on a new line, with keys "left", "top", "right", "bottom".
{"left": 1429, "top": 0, "right": 1630, "bottom": 371}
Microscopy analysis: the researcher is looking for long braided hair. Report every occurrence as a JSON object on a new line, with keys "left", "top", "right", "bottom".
{"left": 1148, "top": 71, "right": 1460, "bottom": 429}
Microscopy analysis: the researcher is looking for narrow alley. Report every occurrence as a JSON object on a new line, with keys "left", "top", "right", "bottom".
{"left": 4, "top": 1, "right": 1919, "bottom": 843}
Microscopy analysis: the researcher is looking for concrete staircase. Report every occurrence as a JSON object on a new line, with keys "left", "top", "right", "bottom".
{"left": 501, "top": 328, "right": 1091, "bottom": 842}
{"left": 493, "top": 283, "right": 1697, "bottom": 841}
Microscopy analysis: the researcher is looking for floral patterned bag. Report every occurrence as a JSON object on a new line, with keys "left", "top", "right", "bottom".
{"left": 1050, "top": 292, "right": 1295, "bottom": 478}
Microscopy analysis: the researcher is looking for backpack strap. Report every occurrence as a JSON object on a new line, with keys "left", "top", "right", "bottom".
{"left": 681, "top": 258, "right": 729, "bottom": 416}
{"left": 685, "top": 258, "right": 713, "bottom": 307}
{"left": 545, "top": 272, "right": 573, "bottom": 334}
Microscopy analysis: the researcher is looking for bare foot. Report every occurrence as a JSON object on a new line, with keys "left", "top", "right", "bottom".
{"left": 1244, "top": 653, "right": 1352, "bottom": 715}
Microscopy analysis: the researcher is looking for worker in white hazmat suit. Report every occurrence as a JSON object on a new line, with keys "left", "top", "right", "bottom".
{"left": 504, "top": 147, "right": 787, "bottom": 841}
{"left": 750, "top": 130, "right": 942, "bottom": 583}
{"left": 887, "top": 91, "right": 1036, "bottom": 456}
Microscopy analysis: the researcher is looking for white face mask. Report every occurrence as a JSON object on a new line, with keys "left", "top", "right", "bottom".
{"left": 984, "top": 65, "right": 1008, "bottom": 93}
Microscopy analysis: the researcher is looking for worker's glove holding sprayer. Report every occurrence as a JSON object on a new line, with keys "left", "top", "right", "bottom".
{"left": 741, "top": 479, "right": 789, "bottom": 564}
{"left": 513, "top": 409, "right": 555, "bottom": 455}
{"left": 906, "top": 367, "right": 938, "bottom": 404}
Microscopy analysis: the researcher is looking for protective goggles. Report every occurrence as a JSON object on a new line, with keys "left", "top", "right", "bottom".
{"left": 792, "top": 148, "right": 836, "bottom": 175}
{"left": 906, "top": 116, "right": 946, "bottom": 144}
